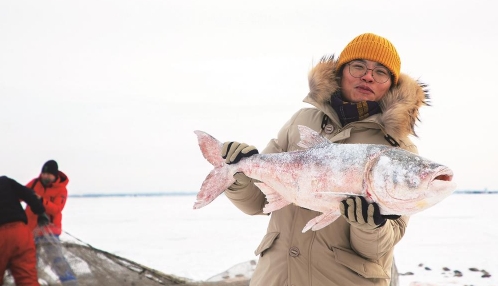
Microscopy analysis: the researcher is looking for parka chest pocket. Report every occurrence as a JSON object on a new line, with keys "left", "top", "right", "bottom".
{"left": 254, "top": 232, "right": 279, "bottom": 257}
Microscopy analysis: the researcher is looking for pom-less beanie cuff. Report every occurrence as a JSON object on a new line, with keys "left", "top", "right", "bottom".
{"left": 41, "top": 160, "right": 59, "bottom": 177}
{"left": 337, "top": 33, "right": 401, "bottom": 85}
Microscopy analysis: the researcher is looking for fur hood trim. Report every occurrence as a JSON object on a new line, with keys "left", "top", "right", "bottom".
{"left": 307, "top": 55, "right": 430, "bottom": 138}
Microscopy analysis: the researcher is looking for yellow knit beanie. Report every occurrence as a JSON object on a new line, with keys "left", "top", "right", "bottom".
{"left": 336, "top": 33, "right": 401, "bottom": 85}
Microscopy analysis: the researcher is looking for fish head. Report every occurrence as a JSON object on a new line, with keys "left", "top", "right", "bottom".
{"left": 367, "top": 148, "right": 457, "bottom": 216}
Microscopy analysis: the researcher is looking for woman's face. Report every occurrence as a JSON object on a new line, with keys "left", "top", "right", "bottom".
{"left": 340, "top": 59, "right": 392, "bottom": 102}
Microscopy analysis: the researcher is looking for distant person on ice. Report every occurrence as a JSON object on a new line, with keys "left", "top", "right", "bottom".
{"left": 0, "top": 175, "right": 49, "bottom": 286}
{"left": 221, "top": 33, "right": 429, "bottom": 285}
{"left": 25, "top": 160, "right": 78, "bottom": 285}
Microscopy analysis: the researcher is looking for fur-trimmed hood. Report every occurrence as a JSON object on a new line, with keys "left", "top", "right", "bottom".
{"left": 306, "top": 55, "right": 430, "bottom": 139}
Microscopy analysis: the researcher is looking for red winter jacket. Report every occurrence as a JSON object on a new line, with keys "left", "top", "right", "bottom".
{"left": 25, "top": 171, "right": 69, "bottom": 236}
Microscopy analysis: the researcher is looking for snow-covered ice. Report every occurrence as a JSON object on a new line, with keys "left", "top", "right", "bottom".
{"left": 62, "top": 193, "right": 498, "bottom": 286}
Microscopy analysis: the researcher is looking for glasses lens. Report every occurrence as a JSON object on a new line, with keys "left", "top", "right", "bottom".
{"left": 348, "top": 61, "right": 390, "bottom": 83}
{"left": 348, "top": 62, "right": 367, "bottom": 78}
{"left": 372, "top": 67, "right": 390, "bottom": 83}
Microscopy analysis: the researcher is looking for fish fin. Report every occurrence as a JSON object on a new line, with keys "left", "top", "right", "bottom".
{"left": 255, "top": 182, "right": 292, "bottom": 213}
{"left": 302, "top": 210, "right": 341, "bottom": 233}
{"left": 194, "top": 130, "right": 235, "bottom": 209}
{"left": 296, "top": 125, "right": 331, "bottom": 149}
{"left": 194, "top": 168, "right": 235, "bottom": 209}
{"left": 194, "top": 130, "right": 224, "bottom": 167}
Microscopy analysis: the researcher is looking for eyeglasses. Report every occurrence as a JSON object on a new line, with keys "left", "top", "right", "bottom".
{"left": 347, "top": 61, "right": 392, "bottom": 84}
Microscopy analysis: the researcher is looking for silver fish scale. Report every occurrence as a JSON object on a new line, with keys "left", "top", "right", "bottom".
{"left": 235, "top": 143, "right": 390, "bottom": 204}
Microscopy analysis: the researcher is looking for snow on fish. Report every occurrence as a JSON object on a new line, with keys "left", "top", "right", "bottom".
{"left": 194, "top": 125, "right": 457, "bottom": 232}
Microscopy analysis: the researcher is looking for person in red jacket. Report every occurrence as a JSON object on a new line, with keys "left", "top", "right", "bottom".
{"left": 25, "top": 160, "right": 77, "bottom": 285}
{"left": 25, "top": 160, "right": 68, "bottom": 235}
{"left": 0, "top": 175, "right": 49, "bottom": 286}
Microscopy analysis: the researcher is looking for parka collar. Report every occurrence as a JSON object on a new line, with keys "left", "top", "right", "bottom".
{"left": 304, "top": 55, "right": 430, "bottom": 139}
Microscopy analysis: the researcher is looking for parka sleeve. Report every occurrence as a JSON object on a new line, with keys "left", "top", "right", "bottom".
{"left": 350, "top": 215, "right": 409, "bottom": 260}
{"left": 224, "top": 109, "right": 302, "bottom": 216}
{"left": 42, "top": 187, "right": 67, "bottom": 216}
{"left": 11, "top": 177, "right": 46, "bottom": 215}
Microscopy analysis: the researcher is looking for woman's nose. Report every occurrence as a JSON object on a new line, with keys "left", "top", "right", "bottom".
{"left": 361, "top": 70, "right": 375, "bottom": 82}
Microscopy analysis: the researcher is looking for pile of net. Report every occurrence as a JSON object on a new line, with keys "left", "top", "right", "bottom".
{"left": 2, "top": 231, "right": 251, "bottom": 286}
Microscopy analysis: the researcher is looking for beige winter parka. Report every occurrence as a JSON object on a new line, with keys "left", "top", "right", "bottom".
{"left": 225, "top": 56, "right": 429, "bottom": 286}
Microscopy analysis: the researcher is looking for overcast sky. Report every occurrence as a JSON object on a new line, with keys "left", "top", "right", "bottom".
{"left": 1, "top": 0, "right": 497, "bottom": 194}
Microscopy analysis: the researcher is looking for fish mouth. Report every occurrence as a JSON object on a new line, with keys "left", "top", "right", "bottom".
{"left": 431, "top": 167, "right": 454, "bottom": 183}
{"left": 427, "top": 166, "right": 457, "bottom": 196}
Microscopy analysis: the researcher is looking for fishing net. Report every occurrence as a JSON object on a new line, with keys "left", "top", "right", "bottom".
{"left": 2, "top": 229, "right": 196, "bottom": 286}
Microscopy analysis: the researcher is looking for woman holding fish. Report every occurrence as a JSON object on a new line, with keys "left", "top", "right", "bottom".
{"left": 222, "top": 33, "right": 429, "bottom": 286}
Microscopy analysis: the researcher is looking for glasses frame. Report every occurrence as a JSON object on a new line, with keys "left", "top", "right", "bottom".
{"left": 347, "top": 61, "right": 392, "bottom": 84}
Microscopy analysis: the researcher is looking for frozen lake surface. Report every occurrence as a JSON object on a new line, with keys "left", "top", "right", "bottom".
{"left": 62, "top": 193, "right": 498, "bottom": 286}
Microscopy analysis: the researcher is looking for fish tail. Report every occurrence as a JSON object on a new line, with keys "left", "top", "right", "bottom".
{"left": 193, "top": 131, "right": 236, "bottom": 209}
{"left": 194, "top": 130, "right": 225, "bottom": 168}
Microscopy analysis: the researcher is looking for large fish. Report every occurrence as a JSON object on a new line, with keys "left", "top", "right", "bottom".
{"left": 194, "top": 125, "right": 456, "bottom": 232}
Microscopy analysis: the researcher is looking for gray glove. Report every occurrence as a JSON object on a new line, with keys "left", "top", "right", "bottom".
{"left": 221, "top": 141, "right": 259, "bottom": 164}
{"left": 340, "top": 196, "right": 400, "bottom": 230}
